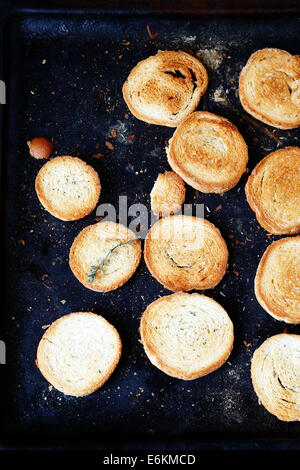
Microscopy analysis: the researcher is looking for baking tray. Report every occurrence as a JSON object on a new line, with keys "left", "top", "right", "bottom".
{"left": 0, "top": 2, "right": 300, "bottom": 449}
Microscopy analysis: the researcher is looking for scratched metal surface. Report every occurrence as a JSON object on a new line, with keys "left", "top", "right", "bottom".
{"left": 1, "top": 12, "right": 300, "bottom": 445}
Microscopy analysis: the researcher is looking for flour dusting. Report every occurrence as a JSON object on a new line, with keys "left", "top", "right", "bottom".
{"left": 181, "top": 35, "right": 197, "bottom": 44}
{"left": 196, "top": 49, "right": 223, "bottom": 70}
{"left": 108, "top": 120, "right": 131, "bottom": 143}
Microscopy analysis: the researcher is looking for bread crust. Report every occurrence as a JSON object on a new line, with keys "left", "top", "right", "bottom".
{"left": 150, "top": 171, "right": 185, "bottom": 217}
{"left": 144, "top": 215, "right": 228, "bottom": 291}
{"left": 69, "top": 221, "right": 142, "bottom": 292}
{"left": 36, "top": 312, "right": 122, "bottom": 397}
{"left": 35, "top": 155, "right": 101, "bottom": 221}
{"left": 245, "top": 147, "right": 300, "bottom": 235}
{"left": 122, "top": 50, "right": 208, "bottom": 127}
{"left": 140, "top": 292, "right": 234, "bottom": 380}
{"left": 255, "top": 237, "right": 300, "bottom": 324}
{"left": 251, "top": 334, "right": 300, "bottom": 421}
{"left": 239, "top": 48, "right": 300, "bottom": 129}
{"left": 167, "top": 111, "right": 248, "bottom": 193}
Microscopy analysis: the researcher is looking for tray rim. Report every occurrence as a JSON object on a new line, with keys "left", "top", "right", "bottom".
{"left": 0, "top": 2, "right": 300, "bottom": 450}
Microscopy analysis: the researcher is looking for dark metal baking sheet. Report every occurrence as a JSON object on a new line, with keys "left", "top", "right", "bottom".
{"left": 1, "top": 5, "right": 300, "bottom": 448}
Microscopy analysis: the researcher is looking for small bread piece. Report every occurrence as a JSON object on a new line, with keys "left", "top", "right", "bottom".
{"left": 245, "top": 147, "right": 300, "bottom": 235}
{"left": 150, "top": 171, "right": 185, "bottom": 217}
{"left": 69, "top": 221, "right": 142, "bottom": 292}
{"left": 140, "top": 292, "right": 233, "bottom": 380}
{"left": 144, "top": 215, "right": 228, "bottom": 292}
{"left": 35, "top": 156, "right": 101, "bottom": 221}
{"left": 167, "top": 112, "right": 248, "bottom": 193}
{"left": 251, "top": 334, "right": 300, "bottom": 422}
{"left": 36, "top": 312, "right": 122, "bottom": 397}
{"left": 255, "top": 237, "right": 300, "bottom": 324}
{"left": 122, "top": 50, "right": 208, "bottom": 127}
{"left": 239, "top": 48, "right": 300, "bottom": 129}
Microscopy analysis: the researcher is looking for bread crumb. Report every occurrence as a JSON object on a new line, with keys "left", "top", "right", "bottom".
{"left": 105, "top": 141, "right": 114, "bottom": 150}
{"left": 213, "top": 87, "right": 228, "bottom": 104}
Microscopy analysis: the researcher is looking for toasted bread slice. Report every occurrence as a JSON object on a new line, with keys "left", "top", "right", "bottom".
{"left": 166, "top": 112, "right": 248, "bottom": 193}
{"left": 251, "top": 334, "right": 300, "bottom": 421}
{"left": 245, "top": 147, "right": 300, "bottom": 235}
{"left": 239, "top": 48, "right": 300, "bottom": 129}
{"left": 144, "top": 215, "right": 228, "bottom": 291}
{"left": 36, "top": 312, "right": 122, "bottom": 397}
{"left": 69, "top": 221, "right": 142, "bottom": 292}
{"left": 35, "top": 156, "right": 101, "bottom": 221}
{"left": 122, "top": 50, "right": 208, "bottom": 127}
{"left": 255, "top": 237, "right": 300, "bottom": 324}
{"left": 150, "top": 171, "right": 185, "bottom": 217}
{"left": 140, "top": 292, "right": 233, "bottom": 380}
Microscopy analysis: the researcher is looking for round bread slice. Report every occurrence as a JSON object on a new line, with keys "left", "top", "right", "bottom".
{"left": 144, "top": 215, "right": 228, "bottom": 292}
{"left": 122, "top": 50, "right": 208, "bottom": 127}
{"left": 239, "top": 48, "right": 300, "bottom": 129}
{"left": 35, "top": 156, "right": 101, "bottom": 221}
{"left": 245, "top": 147, "right": 300, "bottom": 235}
{"left": 36, "top": 312, "right": 122, "bottom": 397}
{"left": 69, "top": 221, "right": 142, "bottom": 292}
{"left": 150, "top": 171, "right": 185, "bottom": 217}
{"left": 255, "top": 237, "right": 300, "bottom": 324}
{"left": 166, "top": 111, "right": 248, "bottom": 193}
{"left": 251, "top": 334, "right": 300, "bottom": 422}
{"left": 140, "top": 292, "right": 234, "bottom": 380}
